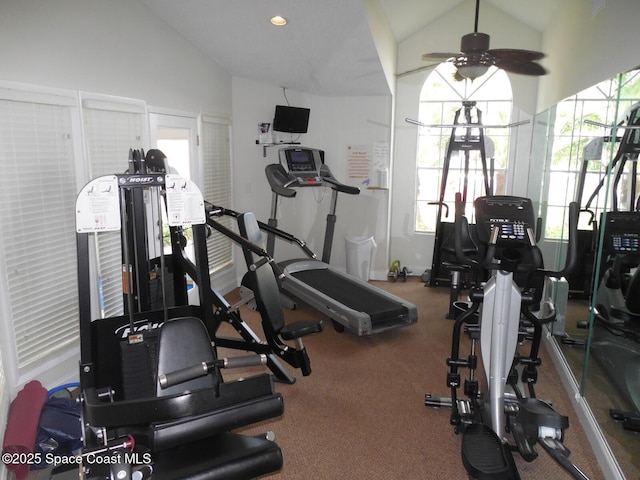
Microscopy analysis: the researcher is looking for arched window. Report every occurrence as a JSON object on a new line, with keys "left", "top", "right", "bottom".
{"left": 415, "top": 63, "right": 513, "bottom": 232}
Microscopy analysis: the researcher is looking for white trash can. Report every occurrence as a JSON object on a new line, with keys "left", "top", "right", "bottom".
{"left": 345, "top": 236, "right": 377, "bottom": 281}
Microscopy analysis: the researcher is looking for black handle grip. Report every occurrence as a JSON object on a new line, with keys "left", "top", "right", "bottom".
{"left": 319, "top": 165, "right": 360, "bottom": 195}
{"left": 159, "top": 362, "right": 210, "bottom": 389}
{"left": 560, "top": 201, "right": 579, "bottom": 277}
{"left": 539, "top": 201, "right": 579, "bottom": 279}
{"left": 222, "top": 354, "right": 267, "bottom": 369}
{"left": 159, "top": 355, "right": 268, "bottom": 389}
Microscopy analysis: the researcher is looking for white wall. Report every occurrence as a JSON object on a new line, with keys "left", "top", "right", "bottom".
{"left": 231, "top": 77, "right": 393, "bottom": 279}
{"left": 538, "top": 0, "right": 640, "bottom": 112}
{"left": 363, "top": 0, "right": 398, "bottom": 97}
{"left": 0, "top": 0, "right": 232, "bottom": 115}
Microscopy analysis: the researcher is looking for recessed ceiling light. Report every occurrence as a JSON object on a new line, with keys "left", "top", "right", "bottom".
{"left": 270, "top": 15, "right": 287, "bottom": 26}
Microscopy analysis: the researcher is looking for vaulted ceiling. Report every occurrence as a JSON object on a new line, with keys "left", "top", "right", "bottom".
{"left": 139, "top": 0, "right": 562, "bottom": 96}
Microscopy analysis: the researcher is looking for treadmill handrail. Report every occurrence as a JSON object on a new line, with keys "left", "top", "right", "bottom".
{"left": 265, "top": 164, "right": 297, "bottom": 198}
{"left": 318, "top": 165, "right": 360, "bottom": 195}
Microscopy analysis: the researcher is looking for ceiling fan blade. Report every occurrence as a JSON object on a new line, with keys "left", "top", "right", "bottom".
{"left": 488, "top": 48, "right": 546, "bottom": 62}
{"left": 494, "top": 59, "right": 547, "bottom": 76}
{"left": 396, "top": 63, "right": 441, "bottom": 78}
{"left": 421, "top": 52, "right": 459, "bottom": 61}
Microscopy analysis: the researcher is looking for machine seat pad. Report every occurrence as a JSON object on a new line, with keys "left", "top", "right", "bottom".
{"left": 152, "top": 432, "right": 283, "bottom": 480}
{"left": 280, "top": 320, "right": 324, "bottom": 340}
{"left": 150, "top": 392, "right": 284, "bottom": 451}
{"left": 442, "top": 261, "right": 472, "bottom": 272}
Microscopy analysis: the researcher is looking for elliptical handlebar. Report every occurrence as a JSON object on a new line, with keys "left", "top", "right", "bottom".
{"left": 453, "top": 193, "right": 579, "bottom": 282}
{"left": 539, "top": 201, "right": 579, "bottom": 279}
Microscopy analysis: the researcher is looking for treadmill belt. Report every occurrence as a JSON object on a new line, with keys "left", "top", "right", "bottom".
{"left": 291, "top": 269, "right": 406, "bottom": 323}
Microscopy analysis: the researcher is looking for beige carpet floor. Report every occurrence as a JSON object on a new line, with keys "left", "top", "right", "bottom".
{"left": 220, "top": 277, "right": 606, "bottom": 480}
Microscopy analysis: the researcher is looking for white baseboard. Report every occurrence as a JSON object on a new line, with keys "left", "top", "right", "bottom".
{"left": 542, "top": 329, "right": 626, "bottom": 480}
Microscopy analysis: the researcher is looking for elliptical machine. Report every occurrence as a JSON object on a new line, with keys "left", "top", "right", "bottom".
{"left": 591, "top": 211, "right": 640, "bottom": 431}
{"left": 426, "top": 194, "right": 589, "bottom": 480}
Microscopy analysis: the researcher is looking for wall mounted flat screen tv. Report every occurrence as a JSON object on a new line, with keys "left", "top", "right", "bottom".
{"left": 272, "top": 105, "right": 311, "bottom": 134}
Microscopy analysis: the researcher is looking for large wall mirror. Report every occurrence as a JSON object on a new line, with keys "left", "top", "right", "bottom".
{"left": 529, "top": 69, "right": 640, "bottom": 479}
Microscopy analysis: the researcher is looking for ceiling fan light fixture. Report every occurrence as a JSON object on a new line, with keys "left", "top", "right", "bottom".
{"left": 270, "top": 15, "right": 288, "bottom": 26}
{"left": 454, "top": 56, "right": 491, "bottom": 80}
{"left": 455, "top": 64, "right": 490, "bottom": 80}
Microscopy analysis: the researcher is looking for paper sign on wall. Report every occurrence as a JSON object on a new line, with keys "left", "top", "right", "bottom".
{"left": 347, "top": 145, "right": 372, "bottom": 184}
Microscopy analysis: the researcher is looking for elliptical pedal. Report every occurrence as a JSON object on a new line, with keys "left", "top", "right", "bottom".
{"left": 461, "top": 423, "right": 516, "bottom": 480}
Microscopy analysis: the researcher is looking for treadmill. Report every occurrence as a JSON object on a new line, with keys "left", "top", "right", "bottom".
{"left": 263, "top": 146, "right": 418, "bottom": 336}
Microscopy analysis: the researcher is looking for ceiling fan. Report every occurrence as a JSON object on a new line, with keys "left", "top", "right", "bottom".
{"left": 421, "top": 0, "right": 547, "bottom": 81}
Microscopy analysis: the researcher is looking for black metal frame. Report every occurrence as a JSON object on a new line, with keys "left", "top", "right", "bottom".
{"left": 429, "top": 101, "right": 494, "bottom": 288}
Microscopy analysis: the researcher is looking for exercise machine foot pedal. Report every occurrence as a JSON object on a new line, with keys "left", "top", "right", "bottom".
{"left": 610, "top": 409, "right": 640, "bottom": 432}
{"left": 518, "top": 398, "right": 569, "bottom": 433}
{"left": 461, "top": 423, "right": 515, "bottom": 480}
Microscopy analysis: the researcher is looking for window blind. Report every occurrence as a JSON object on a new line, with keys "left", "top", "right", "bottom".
{"left": 0, "top": 343, "right": 6, "bottom": 434}
{"left": 0, "top": 98, "right": 79, "bottom": 370}
{"left": 82, "top": 104, "right": 146, "bottom": 318}
{"left": 200, "top": 117, "right": 233, "bottom": 273}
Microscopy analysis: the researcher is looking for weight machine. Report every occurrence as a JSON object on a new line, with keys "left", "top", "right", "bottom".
{"left": 427, "top": 101, "right": 495, "bottom": 291}
{"left": 71, "top": 155, "right": 283, "bottom": 479}
{"left": 65, "top": 149, "right": 323, "bottom": 479}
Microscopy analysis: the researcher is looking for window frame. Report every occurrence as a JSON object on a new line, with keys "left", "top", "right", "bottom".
{"left": 199, "top": 115, "right": 234, "bottom": 276}
{"left": 0, "top": 82, "right": 84, "bottom": 391}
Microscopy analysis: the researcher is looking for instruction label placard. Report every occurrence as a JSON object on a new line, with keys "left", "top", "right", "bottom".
{"left": 165, "top": 175, "right": 205, "bottom": 226}
{"left": 75, "top": 175, "right": 121, "bottom": 232}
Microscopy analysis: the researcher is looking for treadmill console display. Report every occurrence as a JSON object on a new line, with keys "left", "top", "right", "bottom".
{"left": 280, "top": 147, "right": 322, "bottom": 185}
{"left": 287, "top": 149, "right": 316, "bottom": 172}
